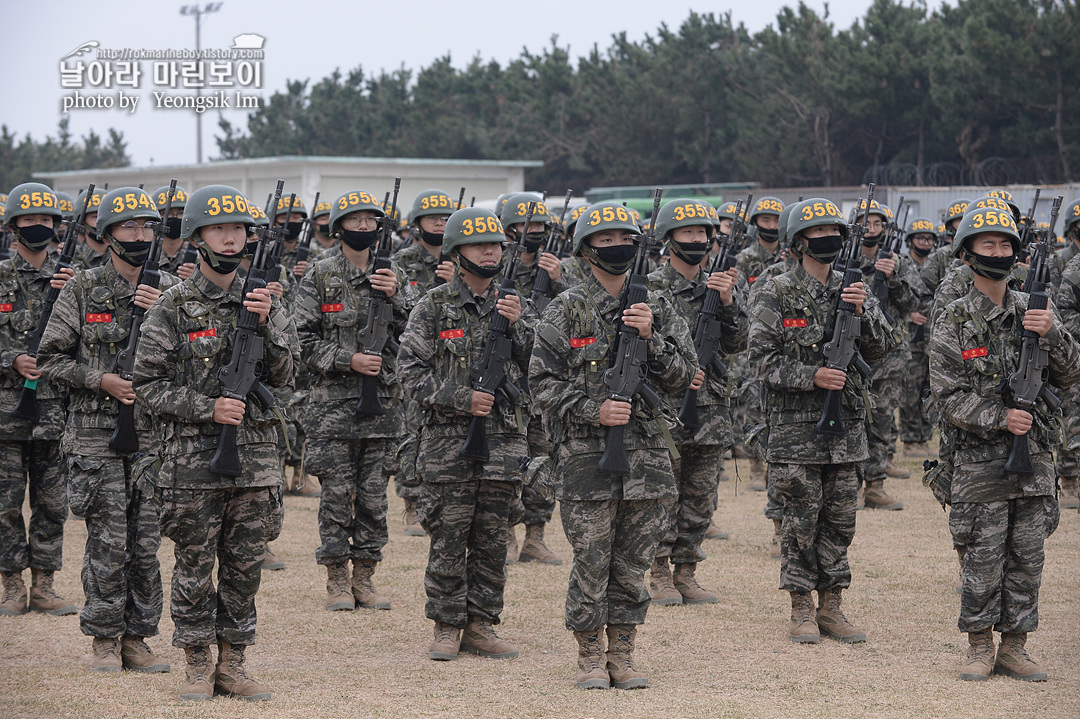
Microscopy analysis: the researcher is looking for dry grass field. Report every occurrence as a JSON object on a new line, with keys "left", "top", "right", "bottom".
{"left": 2, "top": 452, "right": 1078, "bottom": 719}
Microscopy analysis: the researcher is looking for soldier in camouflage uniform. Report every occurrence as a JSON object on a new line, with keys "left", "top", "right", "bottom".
{"left": 132, "top": 184, "right": 298, "bottom": 702}
{"left": 39, "top": 187, "right": 177, "bottom": 672}
{"left": 530, "top": 201, "right": 697, "bottom": 690}
{"left": 898, "top": 216, "right": 939, "bottom": 458}
{"left": 151, "top": 185, "right": 195, "bottom": 279}
{"left": 294, "top": 189, "right": 417, "bottom": 611}
{"left": 311, "top": 198, "right": 336, "bottom": 252}
{"left": 558, "top": 205, "right": 593, "bottom": 289}
{"left": 397, "top": 206, "right": 533, "bottom": 662}
{"left": 748, "top": 198, "right": 890, "bottom": 645}
{"left": 271, "top": 195, "right": 312, "bottom": 288}
{"left": 73, "top": 187, "right": 110, "bottom": 271}
{"left": 1051, "top": 200, "right": 1080, "bottom": 509}
{"left": 646, "top": 198, "right": 746, "bottom": 606}
{"left": 929, "top": 204, "right": 1080, "bottom": 682}
{"left": 0, "top": 183, "right": 77, "bottom": 618}
{"left": 391, "top": 189, "right": 458, "bottom": 535}
{"left": 854, "top": 199, "right": 920, "bottom": 509}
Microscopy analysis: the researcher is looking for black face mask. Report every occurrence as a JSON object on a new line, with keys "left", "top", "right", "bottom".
{"left": 803, "top": 233, "right": 845, "bottom": 264}
{"left": 965, "top": 251, "right": 1015, "bottom": 281}
{"left": 420, "top": 228, "right": 444, "bottom": 247}
{"left": 669, "top": 238, "right": 712, "bottom": 265}
{"left": 15, "top": 224, "right": 57, "bottom": 252}
{"left": 861, "top": 233, "right": 883, "bottom": 248}
{"left": 112, "top": 239, "right": 151, "bottom": 267}
{"left": 757, "top": 226, "right": 780, "bottom": 243}
{"left": 245, "top": 240, "right": 260, "bottom": 258}
{"left": 164, "top": 217, "right": 183, "bottom": 240}
{"left": 911, "top": 244, "right": 933, "bottom": 259}
{"left": 315, "top": 222, "right": 330, "bottom": 236}
{"left": 280, "top": 221, "right": 303, "bottom": 241}
{"left": 458, "top": 253, "right": 503, "bottom": 279}
{"left": 341, "top": 229, "right": 378, "bottom": 252}
{"left": 583, "top": 243, "right": 637, "bottom": 275}
{"left": 198, "top": 247, "right": 245, "bottom": 275}
{"left": 521, "top": 231, "right": 547, "bottom": 253}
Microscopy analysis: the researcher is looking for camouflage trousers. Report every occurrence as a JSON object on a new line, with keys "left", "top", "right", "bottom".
{"left": 418, "top": 477, "right": 518, "bottom": 627}
{"left": 771, "top": 462, "right": 858, "bottom": 593}
{"left": 157, "top": 486, "right": 279, "bottom": 649}
{"left": 949, "top": 496, "right": 1059, "bottom": 634}
{"left": 899, "top": 349, "right": 934, "bottom": 444}
{"left": 522, "top": 418, "right": 555, "bottom": 526}
{"left": 392, "top": 397, "right": 422, "bottom": 501}
{"left": 1057, "top": 383, "right": 1080, "bottom": 479}
{"left": 657, "top": 443, "right": 722, "bottom": 564}
{"left": 864, "top": 374, "right": 902, "bottom": 483}
{"left": 67, "top": 454, "right": 162, "bottom": 639}
{"left": 764, "top": 464, "right": 784, "bottom": 521}
{"left": 308, "top": 437, "right": 390, "bottom": 565}
{"left": 0, "top": 439, "right": 65, "bottom": 573}
{"left": 560, "top": 497, "right": 674, "bottom": 632}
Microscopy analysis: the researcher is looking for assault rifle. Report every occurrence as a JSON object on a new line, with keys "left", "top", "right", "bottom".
{"left": 109, "top": 179, "right": 176, "bottom": 452}
{"left": 676, "top": 197, "right": 748, "bottom": 432}
{"left": 433, "top": 187, "right": 466, "bottom": 287}
{"left": 529, "top": 189, "right": 573, "bottom": 313}
{"left": 356, "top": 179, "right": 402, "bottom": 417}
{"left": 459, "top": 201, "right": 533, "bottom": 462}
{"left": 294, "top": 191, "right": 320, "bottom": 267}
{"left": 11, "top": 184, "right": 95, "bottom": 421}
{"left": 869, "top": 195, "right": 904, "bottom": 316}
{"left": 816, "top": 184, "right": 876, "bottom": 436}
{"left": 266, "top": 193, "right": 296, "bottom": 287}
{"left": 209, "top": 180, "right": 284, "bottom": 477}
{"left": 1003, "top": 195, "right": 1063, "bottom": 475}
{"left": 597, "top": 189, "right": 665, "bottom": 475}
{"left": 1017, "top": 189, "right": 1041, "bottom": 262}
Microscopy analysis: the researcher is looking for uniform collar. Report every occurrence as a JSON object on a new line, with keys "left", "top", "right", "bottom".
{"left": 192, "top": 266, "right": 243, "bottom": 302}
{"left": 582, "top": 268, "right": 626, "bottom": 315}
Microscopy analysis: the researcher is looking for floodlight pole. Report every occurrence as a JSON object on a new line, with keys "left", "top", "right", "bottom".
{"left": 180, "top": 3, "right": 223, "bottom": 163}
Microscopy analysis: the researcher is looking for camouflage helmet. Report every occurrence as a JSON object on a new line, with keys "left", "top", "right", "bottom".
{"left": 1063, "top": 198, "right": 1080, "bottom": 239}
{"left": 494, "top": 193, "right": 514, "bottom": 219}
{"left": 410, "top": 189, "right": 454, "bottom": 223}
{"left": 968, "top": 194, "right": 1013, "bottom": 216}
{"left": 4, "top": 182, "right": 62, "bottom": 227}
{"left": 151, "top": 185, "right": 188, "bottom": 213}
{"left": 54, "top": 191, "right": 75, "bottom": 221}
{"left": 950, "top": 205, "right": 1020, "bottom": 258}
{"left": 776, "top": 203, "right": 796, "bottom": 246}
{"left": 572, "top": 201, "right": 640, "bottom": 255}
{"left": 715, "top": 200, "right": 745, "bottom": 222}
{"left": 749, "top": 196, "right": 785, "bottom": 224}
{"left": 442, "top": 207, "right": 505, "bottom": 255}
{"left": 180, "top": 185, "right": 254, "bottom": 240}
{"left": 654, "top": 198, "right": 715, "bottom": 240}
{"left": 943, "top": 198, "right": 971, "bottom": 228}
{"left": 329, "top": 189, "right": 384, "bottom": 236}
{"left": 271, "top": 193, "right": 306, "bottom": 219}
{"left": 904, "top": 216, "right": 937, "bottom": 244}
{"left": 312, "top": 197, "right": 332, "bottom": 220}
{"left": 75, "top": 187, "right": 107, "bottom": 218}
{"left": 565, "top": 204, "right": 589, "bottom": 240}
{"left": 786, "top": 198, "right": 849, "bottom": 252}
{"left": 983, "top": 188, "right": 1021, "bottom": 221}
{"left": 853, "top": 198, "right": 888, "bottom": 222}
{"left": 499, "top": 192, "right": 549, "bottom": 232}
{"left": 97, "top": 187, "right": 159, "bottom": 234}
{"left": 247, "top": 199, "right": 269, "bottom": 227}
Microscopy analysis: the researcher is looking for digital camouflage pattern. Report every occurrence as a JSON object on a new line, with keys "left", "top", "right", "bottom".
{"left": 37, "top": 260, "right": 179, "bottom": 639}
{"left": 1054, "top": 250, "right": 1080, "bottom": 481}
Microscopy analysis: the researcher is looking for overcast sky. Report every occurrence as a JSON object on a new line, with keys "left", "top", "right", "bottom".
{"left": 3, "top": 0, "right": 909, "bottom": 169}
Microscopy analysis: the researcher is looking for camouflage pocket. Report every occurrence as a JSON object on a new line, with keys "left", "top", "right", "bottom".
{"left": 416, "top": 482, "right": 441, "bottom": 532}
{"left": 66, "top": 455, "right": 107, "bottom": 518}
{"left": 264, "top": 485, "right": 284, "bottom": 542}
{"left": 921, "top": 458, "right": 952, "bottom": 509}
{"left": 947, "top": 502, "right": 978, "bottom": 547}
{"left": 1042, "top": 496, "right": 1060, "bottom": 539}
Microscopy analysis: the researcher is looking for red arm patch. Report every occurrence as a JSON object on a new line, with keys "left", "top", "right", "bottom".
{"left": 321, "top": 304, "right": 343, "bottom": 313}
{"left": 439, "top": 329, "right": 465, "bottom": 339}
{"left": 961, "top": 347, "right": 987, "bottom": 360}
{"left": 782, "top": 318, "right": 808, "bottom": 328}
{"left": 189, "top": 328, "right": 217, "bottom": 341}
{"left": 570, "top": 337, "right": 597, "bottom": 348}
{"left": 86, "top": 313, "right": 112, "bottom": 323}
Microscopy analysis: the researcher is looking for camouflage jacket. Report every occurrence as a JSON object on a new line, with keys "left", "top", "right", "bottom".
{"left": 158, "top": 242, "right": 192, "bottom": 276}
{"left": 37, "top": 260, "right": 178, "bottom": 455}
{"left": 647, "top": 262, "right": 747, "bottom": 445}
{"left": 930, "top": 264, "right": 1028, "bottom": 335}
{"left": 558, "top": 256, "right": 591, "bottom": 290}
{"left": 747, "top": 262, "right": 890, "bottom": 465}
{"left": 397, "top": 273, "right": 535, "bottom": 440}
{"left": 0, "top": 249, "right": 66, "bottom": 441}
{"left": 73, "top": 240, "right": 109, "bottom": 271}
{"left": 736, "top": 241, "right": 783, "bottom": 287}
{"left": 1056, "top": 251, "right": 1080, "bottom": 338}
{"left": 904, "top": 251, "right": 938, "bottom": 354}
{"left": 392, "top": 241, "right": 441, "bottom": 293}
{"left": 132, "top": 268, "right": 298, "bottom": 487}
{"left": 1050, "top": 241, "right": 1078, "bottom": 293}
{"left": 506, "top": 252, "right": 574, "bottom": 302}
{"left": 916, "top": 245, "right": 956, "bottom": 298}
{"left": 293, "top": 251, "right": 417, "bottom": 439}
{"left": 528, "top": 271, "right": 697, "bottom": 500}
{"left": 929, "top": 287, "right": 1080, "bottom": 502}
{"left": 859, "top": 248, "right": 920, "bottom": 377}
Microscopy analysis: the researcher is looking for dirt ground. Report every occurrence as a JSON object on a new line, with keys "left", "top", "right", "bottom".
{"left": 2, "top": 452, "right": 1078, "bottom": 719}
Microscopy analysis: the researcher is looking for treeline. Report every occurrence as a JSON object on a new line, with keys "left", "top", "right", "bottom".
{"left": 216, "top": 0, "right": 1079, "bottom": 191}
{"left": 0, "top": 118, "right": 130, "bottom": 195}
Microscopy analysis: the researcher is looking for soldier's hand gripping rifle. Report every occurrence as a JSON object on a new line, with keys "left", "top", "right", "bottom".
{"left": 597, "top": 189, "right": 665, "bottom": 476}
{"left": 356, "top": 179, "right": 402, "bottom": 417}
{"left": 530, "top": 189, "right": 573, "bottom": 314}
{"left": 433, "top": 187, "right": 466, "bottom": 287}
{"left": 294, "top": 191, "right": 320, "bottom": 267}
{"left": 265, "top": 193, "right": 296, "bottom": 286}
{"left": 458, "top": 203, "right": 533, "bottom": 462}
{"left": 1003, "top": 195, "right": 1063, "bottom": 475}
{"left": 869, "top": 195, "right": 904, "bottom": 322}
{"left": 816, "top": 185, "right": 876, "bottom": 437}
{"left": 675, "top": 197, "right": 750, "bottom": 433}
{"left": 209, "top": 180, "right": 285, "bottom": 477}
{"left": 11, "top": 184, "right": 95, "bottom": 421}
{"left": 109, "top": 179, "right": 176, "bottom": 452}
